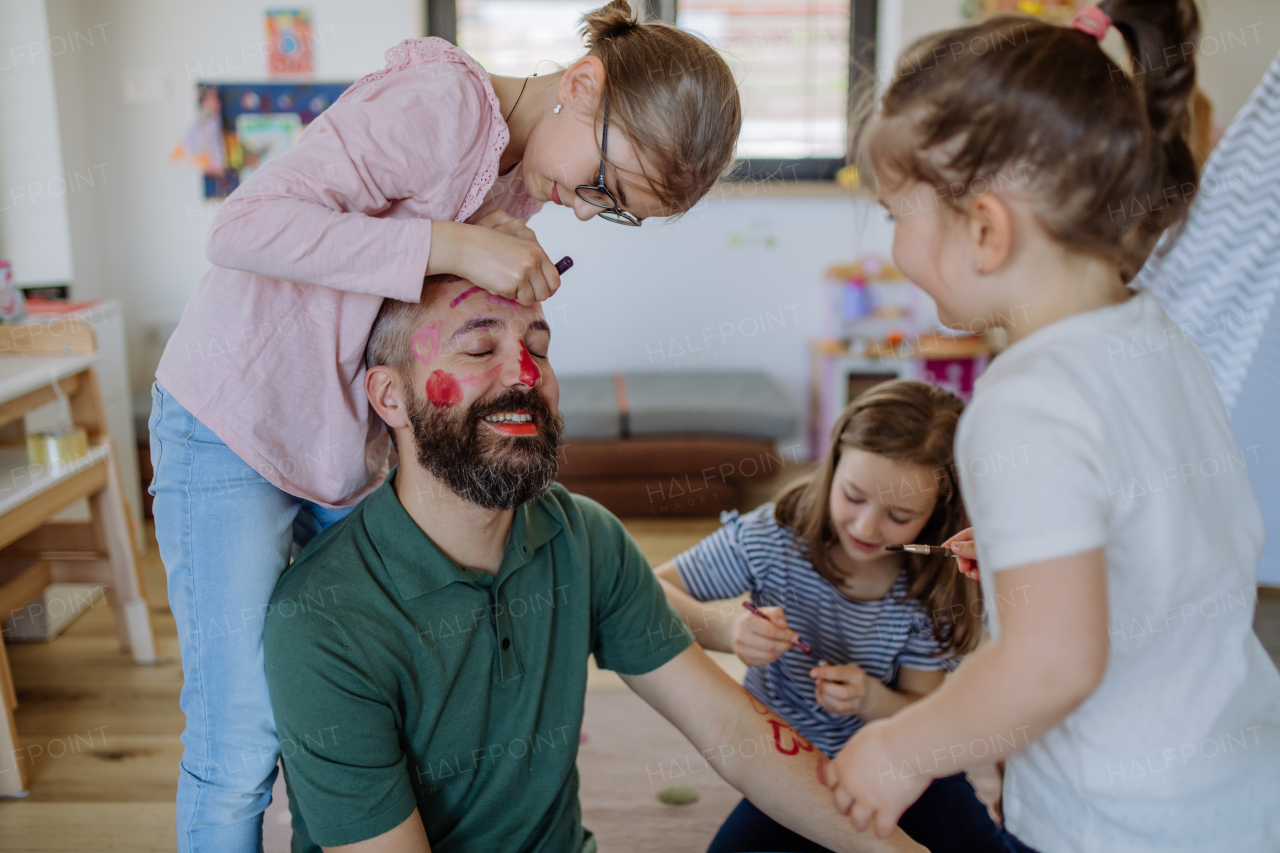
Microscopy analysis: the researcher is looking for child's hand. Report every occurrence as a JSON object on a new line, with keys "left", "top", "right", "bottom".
{"left": 429, "top": 217, "right": 561, "bottom": 306}
{"left": 473, "top": 209, "right": 537, "bottom": 241}
{"left": 943, "top": 527, "right": 979, "bottom": 581}
{"left": 734, "top": 606, "right": 799, "bottom": 667}
{"left": 966, "top": 760, "right": 1004, "bottom": 828}
{"left": 822, "top": 719, "right": 930, "bottom": 839}
{"left": 810, "top": 662, "right": 869, "bottom": 716}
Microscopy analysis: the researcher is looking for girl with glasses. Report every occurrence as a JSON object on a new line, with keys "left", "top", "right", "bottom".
{"left": 150, "top": 3, "right": 741, "bottom": 851}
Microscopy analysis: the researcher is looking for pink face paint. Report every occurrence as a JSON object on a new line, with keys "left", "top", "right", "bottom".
{"left": 488, "top": 294, "right": 520, "bottom": 308}
{"left": 410, "top": 323, "right": 441, "bottom": 365}
{"left": 425, "top": 370, "right": 463, "bottom": 409}
{"left": 517, "top": 344, "right": 540, "bottom": 387}
{"left": 460, "top": 365, "right": 502, "bottom": 387}
{"left": 449, "top": 286, "right": 485, "bottom": 309}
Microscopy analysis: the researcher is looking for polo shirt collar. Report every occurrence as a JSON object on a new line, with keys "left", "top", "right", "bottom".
{"left": 363, "top": 468, "right": 563, "bottom": 602}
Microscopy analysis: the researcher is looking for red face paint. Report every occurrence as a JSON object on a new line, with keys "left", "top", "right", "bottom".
{"left": 425, "top": 370, "right": 462, "bottom": 409}
{"left": 517, "top": 344, "right": 540, "bottom": 387}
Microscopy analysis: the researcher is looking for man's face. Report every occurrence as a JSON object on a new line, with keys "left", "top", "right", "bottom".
{"left": 402, "top": 278, "right": 564, "bottom": 510}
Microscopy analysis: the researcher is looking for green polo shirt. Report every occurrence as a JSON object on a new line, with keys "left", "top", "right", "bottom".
{"left": 262, "top": 470, "right": 693, "bottom": 852}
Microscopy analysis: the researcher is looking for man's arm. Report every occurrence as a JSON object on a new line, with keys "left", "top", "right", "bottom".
{"left": 621, "top": 643, "right": 928, "bottom": 853}
{"left": 323, "top": 810, "right": 430, "bottom": 853}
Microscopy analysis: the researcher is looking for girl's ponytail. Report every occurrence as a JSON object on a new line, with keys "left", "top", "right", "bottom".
{"left": 1100, "top": 0, "right": 1201, "bottom": 238}
{"left": 581, "top": 0, "right": 640, "bottom": 45}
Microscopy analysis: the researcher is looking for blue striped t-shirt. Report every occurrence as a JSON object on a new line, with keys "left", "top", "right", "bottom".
{"left": 675, "top": 504, "right": 957, "bottom": 757}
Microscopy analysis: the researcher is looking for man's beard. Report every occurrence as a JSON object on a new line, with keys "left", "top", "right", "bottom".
{"left": 406, "top": 384, "right": 564, "bottom": 511}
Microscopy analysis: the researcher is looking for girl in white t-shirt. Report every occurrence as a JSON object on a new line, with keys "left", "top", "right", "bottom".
{"left": 822, "top": 3, "right": 1280, "bottom": 853}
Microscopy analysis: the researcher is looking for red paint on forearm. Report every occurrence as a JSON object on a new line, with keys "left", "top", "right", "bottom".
{"left": 768, "top": 720, "right": 815, "bottom": 756}
{"left": 425, "top": 370, "right": 462, "bottom": 408}
{"left": 517, "top": 344, "right": 540, "bottom": 386}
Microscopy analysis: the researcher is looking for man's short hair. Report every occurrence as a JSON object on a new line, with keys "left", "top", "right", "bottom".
{"left": 364, "top": 274, "right": 461, "bottom": 373}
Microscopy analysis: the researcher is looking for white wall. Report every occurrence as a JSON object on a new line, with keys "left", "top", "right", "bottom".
{"left": 530, "top": 191, "right": 895, "bottom": 447}
{"left": 1197, "top": 0, "right": 1280, "bottom": 125}
{"left": 39, "top": 0, "right": 422, "bottom": 390}
{"left": 875, "top": 0, "right": 1280, "bottom": 128}
{"left": 0, "top": 0, "right": 74, "bottom": 284}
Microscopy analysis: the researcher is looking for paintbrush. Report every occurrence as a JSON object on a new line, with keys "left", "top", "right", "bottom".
{"left": 885, "top": 543, "right": 958, "bottom": 557}
{"left": 742, "top": 601, "right": 813, "bottom": 654}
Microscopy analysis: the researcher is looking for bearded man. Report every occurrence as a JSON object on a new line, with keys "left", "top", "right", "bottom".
{"left": 261, "top": 275, "right": 928, "bottom": 853}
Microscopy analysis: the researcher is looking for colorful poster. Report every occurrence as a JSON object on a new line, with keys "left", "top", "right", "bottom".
{"left": 234, "top": 113, "right": 303, "bottom": 180}
{"left": 266, "top": 9, "right": 313, "bottom": 76}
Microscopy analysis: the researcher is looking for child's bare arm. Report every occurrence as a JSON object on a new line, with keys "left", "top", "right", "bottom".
{"left": 654, "top": 561, "right": 738, "bottom": 653}
{"left": 825, "top": 549, "right": 1109, "bottom": 837}
{"left": 810, "top": 665, "right": 945, "bottom": 722}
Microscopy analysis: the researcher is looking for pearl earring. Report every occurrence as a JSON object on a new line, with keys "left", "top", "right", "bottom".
{"left": 975, "top": 260, "right": 985, "bottom": 273}
{"left": 553, "top": 103, "right": 562, "bottom": 114}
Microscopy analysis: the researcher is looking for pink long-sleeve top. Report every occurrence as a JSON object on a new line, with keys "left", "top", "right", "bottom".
{"left": 157, "top": 38, "right": 542, "bottom": 507}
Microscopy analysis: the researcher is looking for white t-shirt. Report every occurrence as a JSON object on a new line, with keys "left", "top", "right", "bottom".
{"left": 956, "top": 290, "right": 1280, "bottom": 853}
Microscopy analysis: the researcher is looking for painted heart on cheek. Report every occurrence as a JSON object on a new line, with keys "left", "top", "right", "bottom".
{"left": 425, "top": 370, "right": 463, "bottom": 408}
{"left": 518, "top": 345, "right": 540, "bottom": 387}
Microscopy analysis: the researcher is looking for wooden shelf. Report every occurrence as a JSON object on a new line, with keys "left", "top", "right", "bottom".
{"left": 0, "top": 355, "right": 156, "bottom": 796}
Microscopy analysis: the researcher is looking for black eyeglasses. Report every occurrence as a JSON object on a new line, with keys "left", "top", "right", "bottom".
{"left": 574, "top": 101, "right": 641, "bottom": 226}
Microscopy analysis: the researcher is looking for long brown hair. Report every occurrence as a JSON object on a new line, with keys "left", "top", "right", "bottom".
{"left": 775, "top": 380, "right": 982, "bottom": 656}
{"left": 580, "top": 1, "right": 742, "bottom": 216}
{"left": 863, "top": 0, "right": 1200, "bottom": 282}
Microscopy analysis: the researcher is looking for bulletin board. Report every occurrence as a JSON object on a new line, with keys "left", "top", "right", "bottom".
{"left": 196, "top": 82, "right": 352, "bottom": 198}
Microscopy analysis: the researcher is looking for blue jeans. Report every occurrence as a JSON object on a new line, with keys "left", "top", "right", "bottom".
{"left": 148, "top": 382, "right": 353, "bottom": 853}
{"left": 706, "top": 774, "right": 1039, "bottom": 853}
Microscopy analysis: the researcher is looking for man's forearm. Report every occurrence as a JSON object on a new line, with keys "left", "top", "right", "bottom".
{"left": 717, "top": 699, "right": 923, "bottom": 853}
{"left": 625, "top": 646, "right": 923, "bottom": 851}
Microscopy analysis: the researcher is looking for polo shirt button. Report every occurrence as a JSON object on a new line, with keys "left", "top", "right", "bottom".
{"left": 502, "top": 637, "right": 511, "bottom": 650}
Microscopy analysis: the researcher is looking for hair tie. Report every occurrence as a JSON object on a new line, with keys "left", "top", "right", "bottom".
{"left": 1071, "top": 6, "right": 1113, "bottom": 42}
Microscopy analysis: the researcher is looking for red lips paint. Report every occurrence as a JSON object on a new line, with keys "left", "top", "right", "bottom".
{"left": 425, "top": 370, "right": 462, "bottom": 408}
{"left": 490, "top": 415, "right": 538, "bottom": 436}
{"left": 517, "top": 344, "right": 540, "bottom": 387}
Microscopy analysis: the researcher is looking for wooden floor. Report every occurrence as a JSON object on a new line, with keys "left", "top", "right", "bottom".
{"left": 1, "top": 520, "right": 1278, "bottom": 852}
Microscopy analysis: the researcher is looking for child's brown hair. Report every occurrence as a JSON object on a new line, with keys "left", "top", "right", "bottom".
{"left": 865, "top": 0, "right": 1200, "bottom": 282}
{"left": 775, "top": 380, "right": 982, "bottom": 657}
{"left": 580, "top": 1, "right": 741, "bottom": 216}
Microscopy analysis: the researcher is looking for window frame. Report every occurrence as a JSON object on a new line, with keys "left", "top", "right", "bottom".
{"left": 429, "top": 0, "right": 874, "bottom": 183}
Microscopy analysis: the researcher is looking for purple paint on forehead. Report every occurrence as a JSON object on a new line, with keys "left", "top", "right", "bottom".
{"left": 449, "top": 286, "right": 485, "bottom": 309}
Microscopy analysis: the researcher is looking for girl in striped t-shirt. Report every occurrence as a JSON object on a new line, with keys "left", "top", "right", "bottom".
{"left": 657, "top": 380, "right": 994, "bottom": 853}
